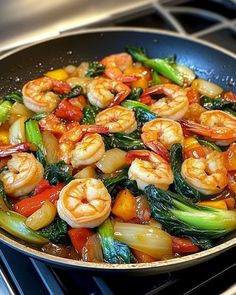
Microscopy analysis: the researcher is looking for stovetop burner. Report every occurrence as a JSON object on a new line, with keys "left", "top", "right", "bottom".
{"left": 0, "top": 1, "right": 236, "bottom": 294}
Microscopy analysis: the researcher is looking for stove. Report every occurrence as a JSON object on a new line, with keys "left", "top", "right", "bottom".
{"left": 1, "top": 0, "right": 236, "bottom": 294}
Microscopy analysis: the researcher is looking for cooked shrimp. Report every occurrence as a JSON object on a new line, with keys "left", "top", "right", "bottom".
{"left": 0, "top": 153, "right": 44, "bottom": 197}
{"left": 127, "top": 150, "right": 173, "bottom": 190}
{"left": 181, "top": 151, "right": 228, "bottom": 195}
{"left": 57, "top": 178, "right": 111, "bottom": 228}
{"left": 87, "top": 77, "right": 131, "bottom": 108}
{"left": 22, "top": 77, "right": 71, "bottom": 113}
{"left": 58, "top": 122, "right": 108, "bottom": 164}
{"left": 181, "top": 110, "right": 236, "bottom": 146}
{"left": 71, "top": 133, "right": 105, "bottom": 168}
{"left": 95, "top": 106, "right": 137, "bottom": 134}
{"left": 142, "top": 84, "right": 189, "bottom": 120}
{"left": 142, "top": 118, "right": 184, "bottom": 159}
{"left": 101, "top": 52, "right": 137, "bottom": 83}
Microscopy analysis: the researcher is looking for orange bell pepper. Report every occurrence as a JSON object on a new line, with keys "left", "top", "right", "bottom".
{"left": 112, "top": 189, "right": 136, "bottom": 221}
{"left": 197, "top": 200, "right": 228, "bottom": 211}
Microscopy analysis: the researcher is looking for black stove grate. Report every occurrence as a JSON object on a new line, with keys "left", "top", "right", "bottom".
{"left": 1, "top": 1, "right": 236, "bottom": 294}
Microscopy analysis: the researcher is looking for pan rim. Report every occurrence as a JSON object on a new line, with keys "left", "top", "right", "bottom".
{"left": 0, "top": 26, "right": 235, "bottom": 60}
{"left": 1, "top": 230, "right": 236, "bottom": 271}
{"left": 0, "top": 26, "right": 236, "bottom": 272}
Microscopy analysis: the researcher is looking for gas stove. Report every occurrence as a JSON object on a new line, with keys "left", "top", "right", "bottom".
{"left": 0, "top": 1, "right": 236, "bottom": 294}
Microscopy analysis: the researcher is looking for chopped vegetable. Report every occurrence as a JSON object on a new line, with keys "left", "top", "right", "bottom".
{"left": 25, "top": 201, "right": 57, "bottom": 230}
{"left": 44, "top": 161, "right": 74, "bottom": 185}
{"left": 192, "top": 79, "right": 223, "bottom": 98}
{"left": 96, "top": 148, "right": 127, "bottom": 173}
{"left": 132, "top": 249, "right": 156, "bottom": 263}
{"left": 0, "top": 100, "right": 12, "bottom": 124}
{"left": 55, "top": 99, "right": 84, "bottom": 122}
{"left": 42, "top": 131, "right": 59, "bottom": 164}
{"left": 196, "top": 200, "right": 228, "bottom": 211}
{"left": 68, "top": 228, "right": 93, "bottom": 255}
{"left": 3, "top": 90, "right": 23, "bottom": 104}
{"left": 38, "top": 216, "right": 69, "bottom": 244}
{"left": 145, "top": 185, "right": 236, "bottom": 249}
{"left": 14, "top": 183, "right": 64, "bottom": 217}
{"left": 197, "top": 138, "right": 222, "bottom": 152}
{"left": 82, "top": 233, "right": 104, "bottom": 262}
{"left": 102, "top": 133, "right": 146, "bottom": 151}
{"left": 0, "top": 210, "right": 48, "bottom": 244}
{"left": 98, "top": 218, "right": 136, "bottom": 264}
{"left": 59, "top": 85, "right": 82, "bottom": 99}
{"left": 200, "top": 95, "right": 236, "bottom": 110}
{"left": 74, "top": 166, "right": 97, "bottom": 179}
{"left": 45, "top": 69, "right": 69, "bottom": 80}
{"left": 9, "top": 116, "right": 27, "bottom": 144}
{"left": 81, "top": 103, "right": 100, "bottom": 124}
{"left": 170, "top": 143, "right": 206, "bottom": 202}
{"left": 127, "top": 87, "right": 143, "bottom": 101}
{"left": 126, "top": 46, "right": 183, "bottom": 86}
{"left": 172, "top": 236, "right": 200, "bottom": 254}
{"left": 114, "top": 222, "right": 173, "bottom": 259}
{"left": 0, "top": 180, "right": 12, "bottom": 210}
{"left": 86, "top": 61, "right": 105, "bottom": 77}
{"left": 112, "top": 189, "right": 136, "bottom": 221}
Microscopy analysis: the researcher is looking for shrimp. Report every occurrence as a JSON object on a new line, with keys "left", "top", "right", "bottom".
{"left": 141, "top": 118, "right": 184, "bottom": 161}
{"left": 22, "top": 77, "right": 71, "bottom": 113}
{"left": 101, "top": 53, "right": 138, "bottom": 83}
{"left": 126, "top": 150, "right": 173, "bottom": 190}
{"left": 57, "top": 178, "right": 111, "bottom": 228}
{"left": 0, "top": 153, "right": 44, "bottom": 197}
{"left": 181, "top": 151, "right": 228, "bottom": 195}
{"left": 71, "top": 133, "right": 105, "bottom": 168}
{"left": 58, "top": 122, "right": 108, "bottom": 164}
{"left": 181, "top": 110, "right": 236, "bottom": 146}
{"left": 95, "top": 106, "right": 137, "bottom": 134}
{"left": 87, "top": 77, "right": 131, "bottom": 108}
{"left": 142, "top": 84, "right": 189, "bottom": 120}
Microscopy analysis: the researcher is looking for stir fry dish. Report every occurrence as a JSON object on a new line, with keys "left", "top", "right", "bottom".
{"left": 1, "top": 47, "right": 236, "bottom": 264}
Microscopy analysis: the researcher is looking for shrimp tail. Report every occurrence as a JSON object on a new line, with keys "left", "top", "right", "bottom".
{"left": 108, "top": 90, "right": 130, "bottom": 107}
{"left": 141, "top": 137, "right": 170, "bottom": 162}
{"left": 0, "top": 143, "right": 31, "bottom": 158}
{"left": 180, "top": 119, "right": 236, "bottom": 140}
{"left": 81, "top": 125, "right": 109, "bottom": 134}
{"left": 116, "top": 74, "right": 139, "bottom": 83}
{"left": 125, "top": 150, "right": 153, "bottom": 164}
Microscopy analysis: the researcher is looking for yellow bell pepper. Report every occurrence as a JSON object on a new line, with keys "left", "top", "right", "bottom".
{"left": 45, "top": 69, "right": 69, "bottom": 80}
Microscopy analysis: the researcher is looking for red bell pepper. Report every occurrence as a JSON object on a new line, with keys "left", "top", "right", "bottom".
{"left": 14, "top": 183, "right": 65, "bottom": 217}
{"left": 33, "top": 179, "right": 51, "bottom": 195}
{"left": 172, "top": 236, "right": 201, "bottom": 254}
{"left": 139, "top": 95, "right": 153, "bottom": 105}
{"left": 68, "top": 228, "right": 93, "bottom": 255}
{"left": 55, "top": 99, "right": 84, "bottom": 122}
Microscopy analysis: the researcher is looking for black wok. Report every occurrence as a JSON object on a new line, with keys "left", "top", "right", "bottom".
{"left": 0, "top": 27, "right": 236, "bottom": 275}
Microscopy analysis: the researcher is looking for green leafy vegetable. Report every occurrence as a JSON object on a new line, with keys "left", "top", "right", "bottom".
{"left": 25, "top": 119, "right": 46, "bottom": 165}
{"left": 0, "top": 180, "right": 12, "bottom": 209}
{"left": 151, "top": 70, "right": 161, "bottom": 86}
{"left": 44, "top": 161, "right": 74, "bottom": 185}
{"left": 224, "top": 108, "right": 236, "bottom": 117}
{"left": 200, "top": 96, "right": 236, "bottom": 110}
{"left": 30, "top": 113, "right": 48, "bottom": 121}
{"left": 102, "top": 133, "right": 146, "bottom": 151}
{"left": 98, "top": 218, "right": 136, "bottom": 264}
{"left": 0, "top": 210, "right": 48, "bottom": 244}
{"left": 59, "top": 85, "right": 82, "bottom": 99}
{"left": 125, "top": 46, "right": 183, "bottom": 86}
{"left": 3, "top": 90, "right": 23, "bottom": 104}
{"left": 170, "top": 143, "right": 206, "bottom": 202}
{"left": 197, "top": 138, "right": 222, "bottom": 152}
{"left": 127, "top": 87, "right": 143, "bottom": 101}
{"left": 86, "top": 61, "right": 105, "bottom": 77}
{"left": 81, "top": 103, "right": 100, "bottom": 124}
{"left": 121, "top": 99, "right": 158, "bottom": 126}
{"left": 38, "top": 216, "right": 69, "bottom": 244}
{"left": 145, "top": 185, "right": 236, "bottom": 249}
{"left": 0, "top": 100, "right": 12, "bottom": 124}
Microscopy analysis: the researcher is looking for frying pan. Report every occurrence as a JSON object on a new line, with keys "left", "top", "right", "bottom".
{"left": 0, "top": 27, "right": 236, "bottom": 275}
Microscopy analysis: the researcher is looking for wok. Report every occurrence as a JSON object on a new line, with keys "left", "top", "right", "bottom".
{"left": 0, "top": 27, "right": 236, "bottom": 275}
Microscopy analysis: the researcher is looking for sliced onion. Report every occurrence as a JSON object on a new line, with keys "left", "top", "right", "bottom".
{"left": 114, "top": 222, "right": 173, "bottom": 260}
{"left": 82, "top": 234, "right": 103, "bottom": 263}
{"left": 175, "top": 64, "right": 196, "bottom": 86}
{"left": 9, "top": 116, "right": 27, "bottom": 144}
{"left": 42, "top": 131, "right": 59, "bottom": 163}
{"left": 191, "top": 78, "right": 223, "bottom": 98}
{"left": 74, "top": 166, "right": 97, "bottom": 179}
{"left": 96, "top": 148, "right": 127, "bottom": 174}
{"left": 8, "top": 102, "right": 34, "bottom": 125}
